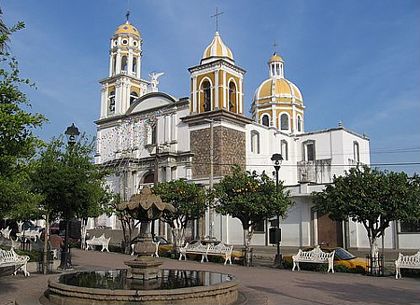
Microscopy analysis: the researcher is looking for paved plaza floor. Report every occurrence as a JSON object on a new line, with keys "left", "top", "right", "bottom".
{"left": 0, "top": 249, "right": 419, "bottom": 305}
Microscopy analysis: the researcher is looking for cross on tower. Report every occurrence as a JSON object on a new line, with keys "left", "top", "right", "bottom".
{"left": 211, "top": 7, "right": 224, "bottom": 32}
{"left": 273, "top": 41, "right": 278, "bottom": 54}
{"left": 126, "top": 0, "right": 131, "bottom": 22}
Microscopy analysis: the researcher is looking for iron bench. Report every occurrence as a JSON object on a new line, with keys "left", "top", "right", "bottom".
{"left": 395, "top": 250, "right": 420, "bottom": 279}
{"left": 179, "top": 241, "right": 233, "bottom": 265}
{"left": 0, "top": 248, "right": 30, "bottom": 276}
{"left": 85, "top": 234, "right": 111, "bottom": 252}
{"left": 292, "top": 245, "right": 335, "bottom": 273}
{"left": 0, "top": 226, "right": 12, "bottom": 239}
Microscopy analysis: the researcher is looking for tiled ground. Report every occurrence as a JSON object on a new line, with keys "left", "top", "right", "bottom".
{"left": 0, "top": 249, "right": 419, "bottom": 305}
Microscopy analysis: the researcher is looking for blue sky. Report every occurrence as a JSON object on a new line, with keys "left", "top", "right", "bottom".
{"left": 2, "top": 0, "right": 420, "bottom": 174}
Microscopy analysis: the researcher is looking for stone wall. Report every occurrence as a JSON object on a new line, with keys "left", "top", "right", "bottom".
{"left": 191, "top": 126, "right": 246, "bottom": 179}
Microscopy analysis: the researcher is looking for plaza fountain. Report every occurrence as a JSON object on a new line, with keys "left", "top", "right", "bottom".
{"left": 46, "top": 187, "right": 238, "bottom": 305}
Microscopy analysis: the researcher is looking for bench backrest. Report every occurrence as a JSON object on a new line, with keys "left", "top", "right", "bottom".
{"left": 0, "top": 248, "right": 17, "bottom": 262}
{"left": 396, "top": 251, "right": 420, "bottom": 266}
{"left": 207, "top": 243, "right": 233, "bottom": 255}
{"left": 297, "top": 245, "right": 334, "bottom": 261}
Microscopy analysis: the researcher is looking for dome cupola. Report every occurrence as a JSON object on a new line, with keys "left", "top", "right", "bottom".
{"left": 252, "top": 52, "right": 305, "bottom": 133}
{"left": 114, "top": 21, "right": 141, "bottom": 38}
{"left": 201, "top": 32, "right": 234, "bottom": 64}
{"left": 268, "top": 52, "right": 284, "bottom": 78}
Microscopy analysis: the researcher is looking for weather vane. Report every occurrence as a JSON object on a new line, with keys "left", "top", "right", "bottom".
{"left": 211, "top": 7, "right": 224, "bottom": 32}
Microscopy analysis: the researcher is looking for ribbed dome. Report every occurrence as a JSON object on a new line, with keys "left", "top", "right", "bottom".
{"left": 114, "top": 21, "right": 140, "bottom": 37}
{"left": 254, "top": 78, "right": 303, "bottom": 104}
{"left": 202, "top": 32, "right": 234, "bottom": 63}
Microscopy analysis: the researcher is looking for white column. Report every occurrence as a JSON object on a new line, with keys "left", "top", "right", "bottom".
{"left": 171, "top": 114, "right": 176, "bottom": 141}
{"left": 115, "top": 83, "right": 122, "bottom": 114}
{"left": 292, "top": 104, "right": 296, "bottom": 133}
{"left": 239, "top": 79, "right": 243, "bottom": 114}
{"left": 223, "top": 71, "right": 227, "bottom": 108}
{"left": 109, "top": 54, "right": 113, "bottom": 77}
{"left": 128, "top": 49, "right": 133, "bottom": 77}
{"left": 100, "top": 86, "right": 107, "bottom": 118}
{"left": 271, "top": 105, "right": 277, "bottom": 128}
{"left": 166, "top": 166, "right": 171, "bottom": 182}
{"left": 214, "top": 71, "right": 219, "bottom": 109}
{"left": 116, "top": 50, "right": 122, "bottom": 75}
{"left": 192, "top": 77, "right": 197, "bottom": 113}
{"left": 164, "top": 115, "right": 169, "bottom": 143}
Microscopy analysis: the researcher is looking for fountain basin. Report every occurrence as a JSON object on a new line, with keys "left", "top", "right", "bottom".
{"left": 47, "top": 269, "right": 238, "bottom": 305}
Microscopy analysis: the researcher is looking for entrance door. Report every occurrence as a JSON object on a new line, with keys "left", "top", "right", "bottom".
{"left": 317, "top": 212, "right": 343, "bottom": 247}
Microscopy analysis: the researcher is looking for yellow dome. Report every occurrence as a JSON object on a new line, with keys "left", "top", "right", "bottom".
{"left": 254, "top": 78, "right": 303, "bottom": 103}
{"left": 268, "top": 53, "right": 284, "bottom": 63}
{"left": 202, "top": 32, "right": 234, "bottom": 62}
{"left": 114, "top": 21, "right": 140, "bottom": 37}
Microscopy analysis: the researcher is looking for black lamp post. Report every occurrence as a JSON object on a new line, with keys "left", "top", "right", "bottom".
{"left": 271, "top": 153, "right": 283, "bottom": 267}
{"left": 59, "top": 123, "right": 80, "bottom": 270}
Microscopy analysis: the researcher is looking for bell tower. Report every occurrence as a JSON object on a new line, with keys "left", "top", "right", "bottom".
{"left": 189, "top": 32, "right": 245, "bottom": 115}
{"left": 183, "top": 30, "right": 251, "bottom": 181}
{"left": 99, "top": 16, "right": 149, "bottom": 119}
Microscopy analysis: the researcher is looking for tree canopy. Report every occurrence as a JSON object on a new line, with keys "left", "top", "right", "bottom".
{"left": 153, "top": 179, "right": 207, "bottom": 249}
{"left": 215, "top": 165, "right": 292, "bottom": 247}
{"left": 0, "top": 14, "right": 46, "bottom": 218}
{"left": 30, "top": 137, "right": 111, "bottom": 221}
{"left": 312, "top": 166, "right": 420, "bottom": 251}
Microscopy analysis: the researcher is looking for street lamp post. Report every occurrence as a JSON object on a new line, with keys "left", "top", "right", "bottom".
{"left": 59, "top": 123, "right": 80, "bottom": 270}
{"left": 271, "top": 153, "right": 283, "bottom": 267}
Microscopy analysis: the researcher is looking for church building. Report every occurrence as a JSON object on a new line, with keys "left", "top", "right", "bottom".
{"left": 93, "top": 17, "right": 419, "bottom": 250}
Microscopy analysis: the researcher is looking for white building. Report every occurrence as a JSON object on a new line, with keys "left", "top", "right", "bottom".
{"left": 92, "top": 19, "right": 419, "bottom": 250}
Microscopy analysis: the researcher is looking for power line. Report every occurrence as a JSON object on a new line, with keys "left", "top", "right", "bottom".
{"left": 189, "top": 161, "right": 420, "bottom": 168}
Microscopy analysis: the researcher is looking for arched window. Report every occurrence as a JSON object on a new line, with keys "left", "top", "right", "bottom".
{"left": 132, "top": 57, "right": 137, "bottom": 74}
{"left": 280, "top": 113, "right": 289, "bottom": 130}
{"left": 228, "top": 81, "right": 237, "bottom": 112}
{"left": 143, "top": 172, "right": 154, "bottom": 184}
{"left": 130, "top": 91, "right": 138, "bottom": 105}
{"left": 281, "top": 140, "right": 288, "bottom": 160}
{"left": 261, "top": 114, "right": 270, "bottom": 127}
{"left": 151, "top": 124, "right": 157, "bottom": 145}
{"left": 121, "top": 56, "right": 128, "bottom": 72}
{"left": 201, "top": 80, "right": 211, "bottom": 112}
{"left": 251, "top": 130, "right": 260, "bottom": 154}
{"left": 297, "top": 115, "right": 302, "bottom": 132}
{"left": 108, "top": 91, "right": 115, "bottom": 113}
{"left": 353, "top": 141, "right": 360, "bottom": 163}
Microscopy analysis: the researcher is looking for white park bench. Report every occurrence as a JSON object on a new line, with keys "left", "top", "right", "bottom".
{"left": 85, "top": 234, "right": 111, "bottom": 252}
{"left": 292, "top": 245, "right": 335, "bottom": 273}
{"left": 179, "top": 241, "right": 233, "bottom": 265}
{"left": 395, "top": 250, "right": 420, "bottom": 279}
{"left": 0, "top": 248, "right": 30, "bottom": 276}
{"left": 0, "top": 226, "right": 12, "bottom": 239}
{"left": 16, "top": 229, "right": 42, "bottom": 242}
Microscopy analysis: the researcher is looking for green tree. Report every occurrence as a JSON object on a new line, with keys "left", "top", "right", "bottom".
{"left": 215, "top": 165, "right": 292, "bottom": 252}
{"left": 30, "top": 137, "right": 110, "bottom": 273}
{"left": 312, "top": 166, "right": 420, "bottom": 257}
{"left": 0, "top": 13, "right": 46, "bottom": 218}
{"left": 153, "top": 179, "right": 207, "bottom": 252}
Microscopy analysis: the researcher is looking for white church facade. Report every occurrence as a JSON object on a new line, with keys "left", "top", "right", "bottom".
{"left": 92, "top": 18, "right": 419, "bottom": 250}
